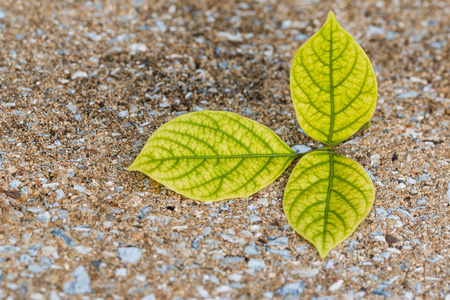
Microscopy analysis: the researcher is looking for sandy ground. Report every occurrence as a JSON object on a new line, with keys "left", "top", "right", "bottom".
{"left": 0, "top": 0, "right": 449, "bottom": 299}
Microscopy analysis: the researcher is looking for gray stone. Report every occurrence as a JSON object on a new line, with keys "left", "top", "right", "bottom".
{"left": 396, "top": 209, "right": 416, "bottom": 222}
{"left": 196, "top": 287, "right": 209, "bottom": 298}
{"left": 217, "top": 31, "right": 243, "bottom": 42}
{"left": 268, "top": 248, "right": 291, "bottom": 259}
{"left": 247, "top": 258, "right": 266, "bottom": 271}
{"left": 396, "top": 91, "right": 419, "bottom": 99}
{"left": 293, "top": 268, "right": 320, "bottom": 277}
{"left": 51, "top": 228, "right": 76, "bottom": 247}
{"left": 66, "top": 103, "right": 77, "bottom": 114}
{"left": 244, "top": 242, "right": 261, "bottom": 255}
{"left": 291, "top": 145, "right": 312, "bottom": 154}
{"left": 268, "top": 237, "right": 288, "bottom": 246}
{"left": 9, "top": 180, "right": 21, "bottom": 189}
{"left": 281, "top": 20, "right": 291, "bottom": 29}
{"left": 415, "top": 174, "right": 430, "bottom": 182}
{"left": 247, "top": 214, "right": 261, "bottom": 222}
{"left": 141, "top": 294, "right": 156, "bottom": 300}
{"left": 0, "top": 246, "right": 20, "bottom": 253}
{"left": 20, "top": 254, "right": 35, "bottom": 264}
{"left": 37, "top": 211, "right": 50, "bottom": 222}
{"left": 365, "top": 169, "right": 376, "bottom": 182}
{"left": 367, "top": 25, "right": 385, "bottom": 38}
{"left": 71, "top": 71, "right": 88, "bottom": 79}
{"left": 324, "top": 259, "right": 334, "bottom": 269}
{"left": 229, "top": 273, "right": 242, "bottom": 282}
{"left": 118, "top": 110, "right": 128, "bottom": 117}
{"left": 294, "top": 33, "right": 308, "bottom": 41}
{"left": 27, "top": 264, "right": 49, "bottom": 274}
{"left": 64, "top": 266, "right": 92, "bottom": 294}
{"left": 49, "top": 291, "right": 61, "bottom": 300}
{"left": 56, "top": 189, "right": 65, "bottom": 201}
{"left": 276, "top": 282, "right": 306, "bottom": 297}
{"left": 118, "top": 247, "right": 142, "bottom": 264}
{"left": 129, "top": 43, "right": 147, "bottom": 53}
{"left": 73, "top": 184, "right": 86, "bottom": 193}
{"left": 27, "top": 243, "right": 41, "bottom": 256}
{"left": 447, "top": 182, "right": 450, "bottom": 203}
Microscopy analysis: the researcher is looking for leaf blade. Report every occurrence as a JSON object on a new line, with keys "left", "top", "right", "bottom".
{"left": 283, "top": 151, "right": 374, "bottom": 258}
{"left": 290, "top": 11, "right": 377, "bottom": 144}
{"left": 129, "top": 111, "right": 296, "bottom": 201}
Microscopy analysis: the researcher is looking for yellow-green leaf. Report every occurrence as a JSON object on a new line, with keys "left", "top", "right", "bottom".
{"left": 290, "top": 11, "right": 377, "bottom": 144}
{"left": 283, "top": 151, "right": 374, "bottom": 258}
{"left": 129, "top": 111, "right": 296, "bottom": 201}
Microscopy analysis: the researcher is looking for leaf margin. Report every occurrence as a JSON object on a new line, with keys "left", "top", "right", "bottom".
{"left": 283, "top": 151, "right": 375, "bottom": 258}
{"left": 128, "top": 110, "right": 297, "bottom": 202}
{"left": 290, "top": 10, "right": 378, "bottom": 145}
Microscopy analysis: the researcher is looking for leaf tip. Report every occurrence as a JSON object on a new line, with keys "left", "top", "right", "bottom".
{"left": 327, "top": 10, "right": 336, "bottom": 21}
{"left": 318, "top": 247, "right": 331, "bottom": 259}
{"left": 127, "top": 160, "right": 139, "bottom": 172}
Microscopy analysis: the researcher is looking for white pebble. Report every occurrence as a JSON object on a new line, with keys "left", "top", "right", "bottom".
{"left": 217, "top": 31, "right": 243, "bottom": 42}
{"left": 229, "top": 273, "right": 242, "bottom": 282}
{"left": 396, "top": 183, "right": 406, "bottom": 189}
{"left": 329, "top": 279, "right": 344, "bottom": 292}
{"left": 115, "top": 268, "right": 127, "bottom": 277}
{"left": 249, "top": 225, "right": 260, "bottom": 232}
{"left": 129, "top": 43, "right": 147, "bottom": 53}
{"left": 291, "top": 145, "right": 312, "bottom": 154}
{"left": 71, "top": 71, "right": 88, "bottom": 79}
{"left": 216, "top": 285, "right": 232, "bottom": 293}
{"left": 373, "top": 235, "right": 386, "bottom": 242}
{"left": 370, "top": 154, "right": 381, "bottom": 165}
{"left": 118, "top": 110, "right": 128, "bottom": 117}
{"left": 73, "top": 184, "right": 86, "bottom": 193}
{"left": 118, "top": 247, "right": 142, "bottom": 264}
{"left": 9, "top": 180, "right": 22, "bottom": 189}
{"left": 56, "top": 189, "right": 65, "bottom": 201}
{"left": 37, "top": 211, "right": 50, "bottom": 223}
{"left": 387, "top": 247, "right": 401, "bottom": 254}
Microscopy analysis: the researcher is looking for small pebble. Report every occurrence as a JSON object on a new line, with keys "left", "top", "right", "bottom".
{"left": 217, "top": 31, "right": 243, "bottom": 42}
{"left": 63, "top": 266, "right": 92, "bottom": 294}
{"left": 71, "top": 71, "right": 88, "bottom": 79}
{"left": 396, "top": 91, "right": 419, "bottom": 99}
{"left": 197, "top": 287, "right": 209, "bottom": 298}
{"left": 329, "top": 280, "right": 344, "bottom": 292}
{"left": 115, "top": 268, "right": 127, "bottom": 277}
{"left": 291, "top": 145, "right": 312, "bottom": 154}
{"left": 118, "top": 247, "right": 142, "bottom": 264}
{"left": 247, "top": 258, "right": 266, "bottom": 271}
{"left": 37, "top": 211, "right": 50, "bottom": 222}
{"left": 9, "top": 180, "right": 21, "bottom": 189}
{"left": 73, "top": 184, "right": 86, "bottom": 193}
{"left": 129, "top": 43, "right": 147, "bottom": 53}
{"left": 276, "top": 282, "right": 306, "bottom": 297}
{"left": 118, "top": 110, "right": 128, "bottom": 117}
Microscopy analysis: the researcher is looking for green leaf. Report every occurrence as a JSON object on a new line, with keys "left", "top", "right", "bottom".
{"left": 129, "top": 111, "right": 296, "bottom": 201}
{"left": 283, "top": 151, "right": 374, "bottom": 258}
{"left": 290, "top": 11, "right": 377, "bottom": 144}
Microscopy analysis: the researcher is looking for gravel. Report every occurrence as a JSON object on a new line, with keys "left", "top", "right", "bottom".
{"left": 0, "top": 0, "right": 448, "bottom": 299}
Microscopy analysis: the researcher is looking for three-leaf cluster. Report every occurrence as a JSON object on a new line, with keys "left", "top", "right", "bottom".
{"left": 129, "top": 11, "right": 377, "bottom": 258}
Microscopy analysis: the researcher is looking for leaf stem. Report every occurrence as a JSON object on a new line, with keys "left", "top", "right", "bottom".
{"left": 295, "top": 147, "right": 332, "bottom": 159}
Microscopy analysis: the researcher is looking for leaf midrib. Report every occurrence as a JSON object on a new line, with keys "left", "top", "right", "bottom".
{"left": 143, "top": 153, "right": 297, "bottom": 162}
{"left": 328, "top": 20, "right": 335, "bottom": 144}
{"left": 323, "top": 152, "right": 334, "bottom": 252}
